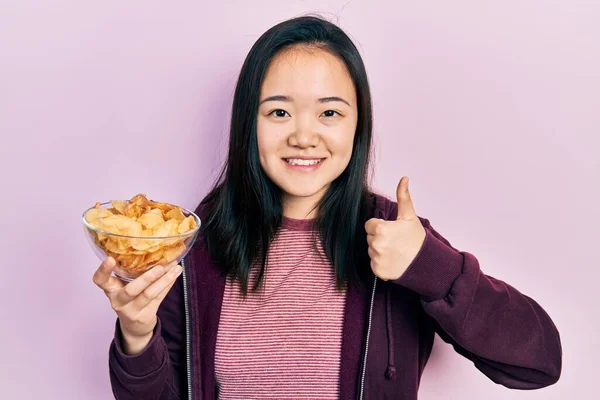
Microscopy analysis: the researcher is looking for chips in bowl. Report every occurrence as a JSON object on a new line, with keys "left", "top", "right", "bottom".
{"left": 82, "top": 194, "right": 201, "bottom": 281}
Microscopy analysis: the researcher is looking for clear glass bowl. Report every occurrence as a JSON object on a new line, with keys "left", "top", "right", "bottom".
{"left": 82, "top": 201, "right": 201, "bottom": 282}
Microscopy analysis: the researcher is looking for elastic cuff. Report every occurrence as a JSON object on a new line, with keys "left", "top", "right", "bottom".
{"left": 394, "top": 228, "right": 464, "bottom": 301}
{"left": 111, "top": 317, "right": 167, "bottom": 377}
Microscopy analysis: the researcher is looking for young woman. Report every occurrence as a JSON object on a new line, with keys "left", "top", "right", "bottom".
{"left": 94, "top": 15, "right": 562, "bottom": 400}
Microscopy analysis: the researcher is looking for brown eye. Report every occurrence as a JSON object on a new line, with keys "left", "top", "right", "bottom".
{"left": 322, "top": 110, "right": 339, "bottom": 117}
{"left": 270, "top": 109, "right": 289, "bottom": 117}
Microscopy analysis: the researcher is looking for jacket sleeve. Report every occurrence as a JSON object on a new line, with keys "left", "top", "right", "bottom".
{"left": 108, "top": 274, "right": 187, "bottom": 399}
{"left": 393, "top": 214, "right": 562, "bottom": 389}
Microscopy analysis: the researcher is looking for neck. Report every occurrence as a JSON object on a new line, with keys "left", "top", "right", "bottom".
{"left": 282, "top": 197, "right": 318, "bottom": 219}
{"left": 282, "top": 190, "right": 327, "bottom": 219}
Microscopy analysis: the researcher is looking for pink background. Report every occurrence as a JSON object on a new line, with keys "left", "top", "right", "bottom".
{"left": 1, "top": 1, "right": 598, "bottom": 399}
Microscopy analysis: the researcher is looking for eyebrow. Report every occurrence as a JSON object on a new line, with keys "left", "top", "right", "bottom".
{"left": 259, "top": 95, "right": 351, "bottom": 107}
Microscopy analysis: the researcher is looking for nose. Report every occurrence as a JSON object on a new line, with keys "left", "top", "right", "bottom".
{"left": 288, "top": 117, "right": 320, "bottom": 148}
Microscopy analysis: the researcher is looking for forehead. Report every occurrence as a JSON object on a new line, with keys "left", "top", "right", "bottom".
{"left": 260, "top": 46, "right": 356, "bottom": 103}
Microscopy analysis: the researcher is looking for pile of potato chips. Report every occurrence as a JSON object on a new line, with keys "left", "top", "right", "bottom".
{"left": 85, "top": 194, "right": 198, "bottom": 275}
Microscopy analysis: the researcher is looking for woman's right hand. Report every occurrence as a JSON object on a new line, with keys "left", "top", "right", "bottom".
{"left": 93, "top": 257, "right": 183, "bottom": 355}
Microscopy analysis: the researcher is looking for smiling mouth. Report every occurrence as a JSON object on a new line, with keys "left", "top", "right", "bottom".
{"left": 283, "top": 158, "right": 325, "bottom": 166}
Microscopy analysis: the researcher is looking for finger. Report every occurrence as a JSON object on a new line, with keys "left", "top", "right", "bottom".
{"left": 93, "top": 257, "right": 125, "bottom": 293}
{"left": 365, "top": 218, "right": 383, "bottom": 234}
{"left": 139, "top": 273, "right": 180, "bottom": 315}
{"left": 129, "top": 264, "right": 182, "bottom": 312}
{"left": 396, "top": 176, "right": 417, "bottom": 220}
{"left": 113, "top": 263, "right": 172, "bottom": 307}
{"left": 366, "top": 234, "right": 375, "bottom": 247}
{"left": 368, "top": 246, "right": 377, "bottom": 260}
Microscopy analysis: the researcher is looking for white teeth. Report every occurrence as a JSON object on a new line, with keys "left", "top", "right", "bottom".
{"left": 286, "top": 158, "right": 322, "bottom": 166}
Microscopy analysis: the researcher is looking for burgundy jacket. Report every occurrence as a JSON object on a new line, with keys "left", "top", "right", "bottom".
{"left": 108, "top": 193, "right": 562, "bottom": 399}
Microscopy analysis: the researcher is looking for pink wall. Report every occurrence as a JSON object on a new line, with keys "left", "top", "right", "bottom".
{"left": 1, "top": 1, "right": 598, "bottom": 398}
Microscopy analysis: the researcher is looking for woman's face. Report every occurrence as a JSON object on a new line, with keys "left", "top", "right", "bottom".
{"left": 256, "top": 46, "right": 358, "bottom": 217}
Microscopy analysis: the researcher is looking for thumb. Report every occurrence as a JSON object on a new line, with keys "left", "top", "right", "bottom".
{"left": 93, "top": 256, "right": 125, "bottom": 293}
{"left": 396, "top": 176, "right": 417, "bottom": 220}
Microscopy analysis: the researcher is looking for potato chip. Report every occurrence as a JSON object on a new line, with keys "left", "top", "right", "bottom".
{"left": 131, "top": 236, "right": 158, "bottom": 251}
{"left": 177, "top": 215, "right": 195, "bottom": 234}
{"left": 110, "top": 200, "right": 128, "bottom": 215}
{"left": 162, "top": 242, "right": 186, "bottom": 261}
{"left": 144, "top": 248, "right": 164, "bottom": 265}
{"left": 165, "top": 207, "right": 186, "bottom": 223}
{"left": 150, "top": 219, "right": 180, "bottom": 246}
{"left": 98, "top": 215, "right": 143, "bottom": 236}
{"left": 118, "top": 253, "right": 144, "bottom": 269}
{"left": 85, "top": 207, "right": 114, "bottom": 224}
{"left": 137, "top": 209, "right": 164, "bottom": 230}
{"left": 129, "top": 194, "right": 151, "bottom": 207}
{"left": 148, "top": 201, "right": 176, "bottom": 214}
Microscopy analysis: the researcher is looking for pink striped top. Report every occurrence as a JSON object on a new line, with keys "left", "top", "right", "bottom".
{"left": 214, "top": 217, "right": 347, "bottom": 399}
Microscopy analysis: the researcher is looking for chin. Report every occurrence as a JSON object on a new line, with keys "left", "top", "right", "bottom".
{"left": 280, "top": 183, "right": 328, "bottom": 200}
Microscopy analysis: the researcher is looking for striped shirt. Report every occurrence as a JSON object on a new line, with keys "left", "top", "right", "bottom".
{"left": 214, "top": 217, "right": 347, "bottom": 399}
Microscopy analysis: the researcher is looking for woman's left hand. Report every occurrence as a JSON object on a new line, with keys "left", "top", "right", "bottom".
{"left": 365, "top": 176, "right": 427, "bottom": 281}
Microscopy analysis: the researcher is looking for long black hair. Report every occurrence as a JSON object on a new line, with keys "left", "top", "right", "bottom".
{"left": 198, "top": 15, "right": 374, "bottom": 294}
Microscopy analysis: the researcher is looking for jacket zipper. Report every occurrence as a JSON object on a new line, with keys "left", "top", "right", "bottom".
{"left": 359, "top": 276, "right": 378, "bottom": 400}
{"left": 181, "top": 262, "right": 378, "bottom": 400}
{"left": 181, "top": 257, "right": 192, "bottom": 400}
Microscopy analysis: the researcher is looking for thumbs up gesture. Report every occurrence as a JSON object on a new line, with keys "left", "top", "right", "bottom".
{"left": 365, "top": 177, "right": 427, "bottom": 281}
